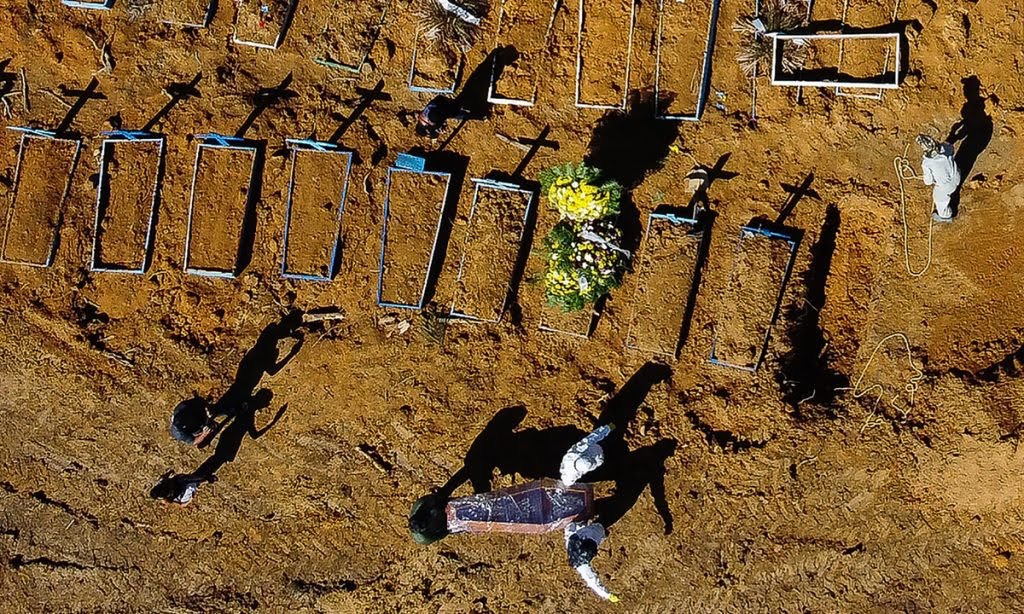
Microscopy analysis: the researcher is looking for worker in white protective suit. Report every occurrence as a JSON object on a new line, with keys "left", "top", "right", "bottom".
{"left": 917, "top": 134, "right": 961, "bottom": 222}
{"left": 559, "top": 425, "right": 619, "bottom": 602}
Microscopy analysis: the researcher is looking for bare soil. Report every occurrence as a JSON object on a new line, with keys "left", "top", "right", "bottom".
{"left": 577, "top": 0, "right": 632, "bottom": 106}
{"left": 452, "top": 184, "right": 530, "bottom": 320}
{"left": 626, "top": 216, "right": 700, "bottom": 356}
{"left": 233, "top": 0, "right": 293, "bottom": 47}
{"left": 380, "top": 170, "right": 448, "bottom": 306}
{"left": 3, "top": 0, "right": 1024, "bottom": 610}
{"left": 492, "top": 0, "right": 556, "bottom": 103}
{"left": 2, "top": 136, "right": 77, "bottom": 265}
{"left": 187, "top": 147, "right": 253, "bottom": 272}
{"left": 299, "top": 0, "right": 387, "bottom": 69}
{"left": 655, "top": 0, "right": 715, "bottom": 116}
{"left": 94, "top": 140, "right": 162, "bottom": 270}
{"left": 411, "top": 34, "right": 461, "bottom": 92}
{"left": 712, "top": 231, "right": 795, "bottom": 369}
{"left": 154, "top": 0, "right": 211, "bottom": 26}
{"left": 283, "top": 149, "right": 350, "bottom": 278}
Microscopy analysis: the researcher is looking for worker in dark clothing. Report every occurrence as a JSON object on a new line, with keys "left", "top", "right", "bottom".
{"left": 170, "top": 397, "right": 216, "bottom": 446}
{"left": 416, "top": 95, "right": 469, "bottom": 138}
{"left": 149, "top": 471, "right": 215, "bottom": 506}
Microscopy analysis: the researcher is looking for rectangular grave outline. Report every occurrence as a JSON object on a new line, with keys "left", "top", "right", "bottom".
{"left": 183, "top": 133, "right": 261, "bottom": 279}
{"left": 449, "top": 178, "right": 536, "bottom": 323}
{"left": 232, "top": 0, "right": 298, "bottom": 50}
{"left": 574, "top": 0, "right": 636, "bottom": 110}
{"left": 377, "top": 166, "right": 454, "bottom": 310}
{"left": 487, "top": 0, "right": 561, "bottom": 107}
{"left": 280, "top": 138, "right": 354, "bottom": 282}
{"left": 708, "top": 225, "right": 799, "bottom": 372}
{"left": 90, "top": 131, "right": 166, "bottom": 274}
{"left": 0, "top": 127, "right": 83, "bottom": 268}
{"left": 769, "top": 32, "right": 901, "bottom": 89}
{"left": 159, "top": 0, "right": 215, "bottom": 28}
{"left": 654, "top": 0, "right": 723, "bottom": 121}
{"left": 834, "top": 0, "right": 903, "bottom": 99}
{"left": 313, "top": 2, "right": 389, "bottom": 73}
{"left": 61, "top": 0, "right": 114, "bottom": 9}
{"left": 408, "top": 29, "right": 464, "bottom": 94}
{"left": 539, "top": 305, "right": 599, "bottom": 338}
{"left": 625, "top": 211, "right": 704, "bottom": 357}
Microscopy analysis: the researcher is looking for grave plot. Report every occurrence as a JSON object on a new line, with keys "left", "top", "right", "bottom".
{"left": 576, "top": 0, "right": 635, "bottom": 109}
{"left": 709, "top": 226, "right": 799, "bottom": 371}
{"left": 310, "top": 0, "right": 389, "bottom": 72}
{"left": 281, "top": 140, "right": 354, "bottom": 281}
{"left": 91, "top": 133, "right": 165, "bottom": 274}
{"left": 184, "top": 136, "right": 260, "bottom": 278}
{"left": 835, "top": 0, "right": 902, "bottom": 99}
{"left": 539, "top": 302, "right": 598, "bottom": 338}
{"left": 409, "top": 31, "right": 463, "bottom": 93}
{"left": 154, "top": 0, "right": 214, "bottom": 27}
{"left": 488, "top": 0, "right": 559, "bottom": 106}
{"left": 626, "top": 213, "right": 704, "bottom": 357}
{"left": 1, "top": 130, "right": 81, "bottom": 267}
{"left": 771, "top": 33, "right": 901, "bottom": 90}
{"left": 233, "top": 0, "right": 297, "bottom": 49}
{"left": 450, "top": 180, "right": 534, "bottom": 323}
{"left": 378, "top": 167, "right": 453, "bottom": 309}
{"left": 655, "top": 0, "right": 721, "bottom": 120}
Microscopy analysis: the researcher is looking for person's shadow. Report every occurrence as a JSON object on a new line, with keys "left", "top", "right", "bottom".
{"left": 210, "top": 310, "right": 304, "bottom": 418}
{"left": 437, "top": 362, "right": 677, "bottom": 533}
{"left": 195, "top": 388, "right": 286, "bottom": 479}
{"left": 946, "top": 75, "right": 993, "bottom": 212}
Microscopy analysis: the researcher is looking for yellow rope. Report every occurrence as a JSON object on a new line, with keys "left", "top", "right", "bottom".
{"left": 893, "top": 148, "right": 935, "bottom": 278}
{"left": 843, "top": 332, "right": 923, "bottom": 422}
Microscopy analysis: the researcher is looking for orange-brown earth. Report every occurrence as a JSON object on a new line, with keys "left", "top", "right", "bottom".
{"left": 2, "top": 0, "right": 1024, "bottom": 610}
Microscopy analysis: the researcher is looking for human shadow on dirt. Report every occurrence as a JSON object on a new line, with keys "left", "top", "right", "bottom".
{"left": 195, "top": 388, "right": 287, "bottom": 478}
{"left": 437, "top": 362, "right": 677, "bottom": 532}
{"left": 947, "top": 75, "right": 993, "bottom": 211}
{"left": 208, "top": 310, "right": 305, "bottom": 419}
{"left": 586, "top": 89, "right": 680, "bottom": 254}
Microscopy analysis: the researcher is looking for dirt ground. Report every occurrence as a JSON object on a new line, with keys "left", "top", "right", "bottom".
{"left": 2, "top": 0, "right": 1024, "bottom": 611}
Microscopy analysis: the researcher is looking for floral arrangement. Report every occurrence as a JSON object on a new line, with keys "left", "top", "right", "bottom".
{"left": 539, "top": 163, "right": 629, "bottom": 312}
{"left": 540, "top": 162, "right": 621, "bottom": 222}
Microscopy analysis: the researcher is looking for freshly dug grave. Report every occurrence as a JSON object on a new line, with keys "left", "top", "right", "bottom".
{"left": 410, "top": 34, "right": 462, "bottom": 91}
{"left": 712, "top": 230, "right": 796, "bottom": 369}
{"left": 577, "top": 0, "right": 633, "bottom": 106}
{"left": 283, "top": 149, "right": 351, "bottom": 279}
{"left": 626, "top": 216, "right": 701, "bottom": 356}
{"left": 491, "top": 0, "right": 556, "bottom": 103}
{"left": 301, "top": 0, "right": 389, "bottom": 70}
{"left": 655, "top": 0, "right": 717, "bottom": 116}
{"left": 2, "top": 136, "right": 78, "bottom": 265}
{"left": 94, "top": 140, "right": 162, "bottom": 271}
{"left": 233, "top": 0, "right": 295, "bottom": 47}
{"left": 186, "top": 147, "right": 255, "bottom": 274}
{"left": 380, "top": 170, "right": 449, "bottom": 306}
{"left": 452, "top": 184, "right": 531, "bottom": 321}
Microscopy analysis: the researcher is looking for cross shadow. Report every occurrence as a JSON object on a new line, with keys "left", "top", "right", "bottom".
{"left": 329, "top": 79, "right": 390, "bottom": 143}
{"left": 142, "top": 73, "right": 202, "bottom": 133}
{"left": 947, "top": 75, "right": 993, "bottom": 191}
{"left": 436, "top": 362, "right": 677, "bottom": 532}
{"left": 235, "top": 73, "right": 297, "bottom": 139}
{"left": 55, "top": 77, "right": 106, "bottom": 136}
{"left": 776, "top": 172, "right": 819, "bottom": 226}
{"left": 687, "top": 152, "right": 738, "bottom": 213}
{"left": 434, "top": 47, "right": 515, "bottom": 152}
